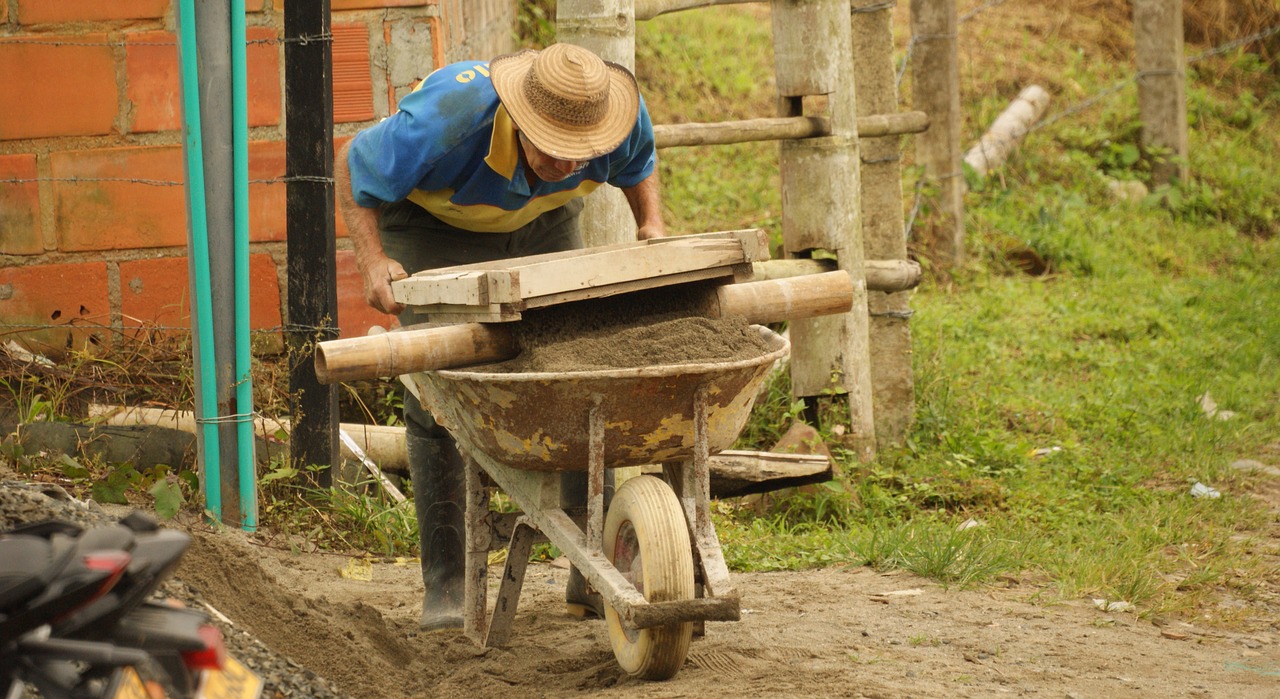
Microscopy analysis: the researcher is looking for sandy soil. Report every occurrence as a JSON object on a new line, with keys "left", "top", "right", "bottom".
{"left": 174, "top": 515, "right": 1280, "bottom": 699}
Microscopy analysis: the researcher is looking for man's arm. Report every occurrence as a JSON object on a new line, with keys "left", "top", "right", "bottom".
{"left": 335, "top": 140, "right": 407, "bottom": 316}
{"left": 621, "top": 170, "right": 667, "bottom": 240}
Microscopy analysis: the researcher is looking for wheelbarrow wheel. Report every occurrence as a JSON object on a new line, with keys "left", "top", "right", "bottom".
{"left": 602, "top": 475, "right": 695, "bottom": 680}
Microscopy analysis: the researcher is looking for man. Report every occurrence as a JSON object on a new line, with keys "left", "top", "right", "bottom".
{"left": 335, "top": 43, "right": 666, "bottom": 631}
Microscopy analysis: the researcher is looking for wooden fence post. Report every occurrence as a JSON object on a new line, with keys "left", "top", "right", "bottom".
{"left": 852, "top": 0, "right": 914, "bottom": 447}
{"left": 285, "top": 0, "right": 339, "bottom": 485}
{"left": 557, "top": 0, "right": 639, "bottom": 247}
{"left": 909, "top": 0, "right": 964, "bottom": 266}
{"left": 1133, "top": 0, "right": 1189, "bottom": 185}
{"left": 774, "top": 0, "right": 876, "bottom": 461}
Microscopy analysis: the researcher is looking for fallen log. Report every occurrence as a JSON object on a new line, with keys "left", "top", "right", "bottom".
{"left": 963, "top": 85, "right": 1051, "bottom": 179}
{"left": 7, "top": 421, "right": 195, "bottom": 471}
{"left": 88, "top": 405, "right": 408, "bottom": 475}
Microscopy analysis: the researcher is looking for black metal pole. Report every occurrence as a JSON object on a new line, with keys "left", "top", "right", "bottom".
{"left": 284, "top": 0, "right": 338, "bottom": 485}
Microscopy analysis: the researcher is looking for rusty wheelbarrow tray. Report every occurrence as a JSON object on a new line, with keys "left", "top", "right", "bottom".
{"left": 408, "top": 326, "right": 789, "bottom": 680}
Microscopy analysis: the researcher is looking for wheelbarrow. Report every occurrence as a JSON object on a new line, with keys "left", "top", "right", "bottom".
{"left": 405, "top": 325, "right": 789, "bottom": 680}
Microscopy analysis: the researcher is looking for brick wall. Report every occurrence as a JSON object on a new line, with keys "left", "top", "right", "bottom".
{"left": 0, "top": 0, "right": 517, "bottom": 356}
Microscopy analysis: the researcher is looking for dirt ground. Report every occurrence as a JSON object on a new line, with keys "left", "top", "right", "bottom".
{"left": 174, "top": 508, "right": 1280, "bottom": 699}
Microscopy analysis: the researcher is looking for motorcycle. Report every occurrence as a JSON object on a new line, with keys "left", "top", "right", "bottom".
{"left": 0, "top": 511, "right": 262, "bottom": 699}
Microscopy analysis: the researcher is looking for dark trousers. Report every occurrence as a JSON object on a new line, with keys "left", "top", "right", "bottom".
{"left": 379, "top": 197, "right": 585, "bottom": 626}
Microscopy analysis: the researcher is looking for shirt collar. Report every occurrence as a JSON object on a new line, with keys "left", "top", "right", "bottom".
{"left": 484, "top": 105, "right": 521, "bottom": 183}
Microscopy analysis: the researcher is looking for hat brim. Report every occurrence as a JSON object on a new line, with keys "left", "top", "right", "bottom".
{"left": 490, "top": 49, "right": 640, "bottom": 162}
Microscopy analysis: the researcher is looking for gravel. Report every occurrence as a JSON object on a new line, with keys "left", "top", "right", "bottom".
{"left": 0, "top": 477, "right": 351, "bottom": 699}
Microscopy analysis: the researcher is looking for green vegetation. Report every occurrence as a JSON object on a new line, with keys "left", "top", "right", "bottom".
{"left": 658, "top": 5, "right": 1280, "bottom": 623}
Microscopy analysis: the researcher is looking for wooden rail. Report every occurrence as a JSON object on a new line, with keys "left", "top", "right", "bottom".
{"left": 752, "top": 258, "right": 922, "bottom": 294}
{"left": 635, "top": 0, "right": 757, "bottom": 21}
{"left": 654, "top": 111, "right": 928, "bottom": 149}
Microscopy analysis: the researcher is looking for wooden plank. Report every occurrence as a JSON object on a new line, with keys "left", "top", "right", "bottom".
{"left": 510, "top": 238, "right": 741, "bottom": 299}
{"left": 522, "top": 266, "right": 740, "bottom": 313}
{"left": 392, "top": 230, "right": 768, "bottom": 313}
{"left": 642, "top": 450, "right": 833, "bottom": 499}
{"left": 407, "top": 302, "right": 524, "bottom": 324}
{"left": 395, "top": 270, "right": 519, "bottom": 306}
{"left": 707, "top": 450, "right": 832, "bottom": 498}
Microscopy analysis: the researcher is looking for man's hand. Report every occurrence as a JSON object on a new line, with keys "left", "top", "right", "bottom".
{"left": 636, "top": 223, "right": 667, "bottom": 240}
{"left": 359, "top": 254, "right": 408, "bottom": 316}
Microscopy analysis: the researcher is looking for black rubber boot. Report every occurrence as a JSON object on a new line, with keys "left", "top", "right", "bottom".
{"left": 562, "top": 470, "right": 613, "bottom": 619}
{"left": 406, "top": 432, "right": 466, "bottom": 632}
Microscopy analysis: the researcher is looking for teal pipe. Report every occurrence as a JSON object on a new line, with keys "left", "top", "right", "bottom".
{"left": 230, "top": 0, "right": 256, "bottom": 532}
{"left": 176, "top": 0, "right": 222, "bottom": 521}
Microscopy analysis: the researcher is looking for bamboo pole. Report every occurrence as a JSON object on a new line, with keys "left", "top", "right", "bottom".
{"left": 963, "top": 85, "right": 1050, "bottom": 179}
{"left": 652, "top": 111, "right": 928, "bottom": 148}
{"left": 752, "top": 259, "right": 921, "bottom": 293}
{"left": 1132, "top": 0, "right": 1188, "bottom": 185}
{"left": 635, "top": 0, "right": 757, "bottom": 21}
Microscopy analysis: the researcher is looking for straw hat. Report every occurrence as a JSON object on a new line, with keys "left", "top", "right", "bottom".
{"left": 490, "top": 43, "right": 640, "bottom": 161}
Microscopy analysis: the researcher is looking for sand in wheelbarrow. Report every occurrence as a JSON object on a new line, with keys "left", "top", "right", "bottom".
{"left": 472, "top": 285, "right": 775, "bottom": 373}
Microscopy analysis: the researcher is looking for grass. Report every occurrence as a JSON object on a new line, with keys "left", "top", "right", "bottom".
{"left": 3, "top": 0, "right": 1278, "bottom": 629}
{"left": 672, "top": 1, "right": 1280, "bottom": 624}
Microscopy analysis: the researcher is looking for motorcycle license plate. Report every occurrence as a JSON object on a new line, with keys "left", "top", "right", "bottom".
{"left": 198, "top": 656, "right": 264, "bottom": 699}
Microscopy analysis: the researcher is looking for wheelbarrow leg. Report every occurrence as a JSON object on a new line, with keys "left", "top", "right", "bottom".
{"left": 664, "top": 385, "right": 736, "bottom": 605}
{"left": 484, "top": 518, "right": 537, "bottom": 648}
{"left": 463, "top": 455, "right": 491, "bottom": 643}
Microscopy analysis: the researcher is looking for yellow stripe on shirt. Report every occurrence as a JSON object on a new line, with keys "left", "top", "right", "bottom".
{"left": 405, "top": 181, "right": 602, "bottom": 232}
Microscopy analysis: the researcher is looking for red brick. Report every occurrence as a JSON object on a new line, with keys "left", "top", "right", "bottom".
{"left": 126, "top": 28, "right": 280, "bottom": 134}
{"left": 329, "top": 0, "right": 431, "bottom": 9}
{"left": 0, "top": 3, "right": 7, "bottom": 23}
{"left": 0, "top": 34, "right": 117, "bottom": 139}
{"left": 124, "top": 31, "right": 180, "bottom": 134}
{"left": 0, "top": 154, "right": 43, "bottom": 255}
{"left": 0, "top": 261, "right": 111, "bottom": 356}
{"left": 50, "top": 146, "right": 187, "bottom": 252}
{"left": 15, "top": 0, "right": 168, "bottom": 24}
{"left": 335, "top": 250, "right": 398, "bottom": 339}
{"left": 246, "top": 139, "right": 353, "bottom": 242}
{"left": 333, "top": 23, "right": 374, "bottom": 123}
{"left": 245, "top": 27, "right": 283, "bottom": 127}
{"left": 248, "top": 140, "right": 287, "bottom": 243}
{"left": 119, "top": 253, "right": 282, "bottom": 338}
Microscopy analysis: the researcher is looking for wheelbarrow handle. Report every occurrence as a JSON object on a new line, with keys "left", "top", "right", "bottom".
{"left": 314, "top": 322, "right": 516, "bottom": 384}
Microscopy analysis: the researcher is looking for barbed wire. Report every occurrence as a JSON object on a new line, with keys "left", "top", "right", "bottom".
{"left": 0, "top": 34, "right": 331, "bottom": 48}
{"left": 0, "top": 321, "right": 341, "bottom": 335}
{"left": 851, "top": 1, "right": 897, "bottom": 15}
{"left": 897, "top": 0, "right": 1012, "bottom": 89}
{"left": 1188, "top": 23, "right": 1280, "bottom": 63}
{"left": 959, "top": 0, "right": 1010, "bottom": 24}
{"left": 0, "top": 176, "right": 335, "bottom": 187}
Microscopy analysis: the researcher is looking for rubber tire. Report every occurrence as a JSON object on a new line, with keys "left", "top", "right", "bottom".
{"left": 602, "top": 475, "right": 695, "bottom": 680}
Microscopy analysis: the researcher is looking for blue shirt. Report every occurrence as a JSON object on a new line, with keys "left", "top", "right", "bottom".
{"left": 347, "top": 60, "right": 657, "bottom": 233}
